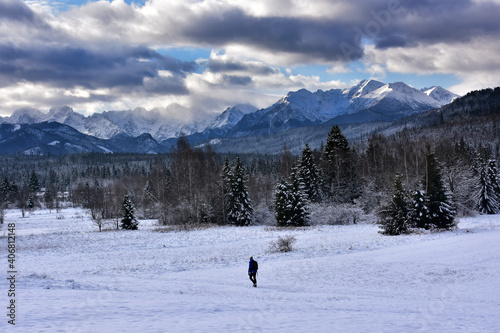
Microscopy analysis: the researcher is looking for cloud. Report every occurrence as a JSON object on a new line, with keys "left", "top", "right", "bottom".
{"left": 180, "top": 10, "right": 360, "bottom": 62}
{"left": 1, "top": 0, "right": 500, "bottom": 117}
{"left": 0, "top": 41, "right": 195, "bottom": 92}
{"left": 0, "top": 0, "right": 48, "bottom": 27}
{"left": 205, "top": 57, "right": 279, "bottom": 76}
{"left": 364, "top": 36, "right": 500, "bottom": 94}
{"left": 371, "top": 0, "right": 500, "bottom": 49}
{"left": 13, "top": 0, "right": 500, "bottom": 65}
{"left": 51, "top": 0, "right": 368, "bottom": 63}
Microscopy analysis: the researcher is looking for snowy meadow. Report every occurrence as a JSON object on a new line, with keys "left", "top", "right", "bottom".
{"left": 1, "top": 208, "right": 500, "bottom": 332}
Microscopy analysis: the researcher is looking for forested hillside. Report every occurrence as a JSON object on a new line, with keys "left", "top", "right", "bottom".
{"left": 1, "top": 88, "right": 499, "bottom": 228}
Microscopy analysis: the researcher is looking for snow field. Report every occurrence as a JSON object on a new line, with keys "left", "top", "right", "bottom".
{"left": 1, "top": 208, "right": 500, "bottom": 332}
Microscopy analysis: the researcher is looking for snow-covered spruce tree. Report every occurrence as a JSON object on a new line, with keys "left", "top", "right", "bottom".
{"left": 28, "top": 170, "right": 40, "bottom": 193}
{"left": 1, "top": 176, "right": 18, "bottom": 205}
{"left": 379, "top": 175, "right": 410, "bottom": 235}
{"left": 274, "top": 167, "right": 309, "bottom": 227}
{"left": 227, "top": 157, "right": 253, "bottom": 226}
{"left": 221, "top": 157, "right": 233, "bottom": 224}
{"left": 274, "top": 179, "right": 292, "bottom": 227}
{"left": 299, "top": 143, "right": 324, "bottom": 203}
{"left": 322, "top": 125, "right": 360, "bottom": 203}
{"left": 288, "top": 167, "right": 310, "bottom": 226}
{"left": 409, "top": 189, "right": 430, "bottom": 229}
{"left": 487, "top": 159, "right": 500, "bottom": 199}
{"left": 423, "top": 149, "right": 456, "bottom": 229}
{"left": 121, "top": 195, "right": 139, "bottom": 230}
{"left": 0, "top": 176, "right": 11, "bottom": 203}
{"left": 475, "top": 159, "right": 500, "bottom": 214}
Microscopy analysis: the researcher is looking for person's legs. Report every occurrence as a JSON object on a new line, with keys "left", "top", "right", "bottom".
{"left": 249, "top": 273, "right": 256, "bottom": 286}
{"left": 249, "top": 273, "right": 257, "bottom": 287}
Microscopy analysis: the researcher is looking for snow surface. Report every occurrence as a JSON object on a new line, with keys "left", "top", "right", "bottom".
{"left": 1, "top": 208, "right": 499, "bottom": 332}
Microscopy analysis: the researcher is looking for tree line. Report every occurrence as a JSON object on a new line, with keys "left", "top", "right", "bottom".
{"left": 0, "top": 121, "right": 499, "bottom": 233}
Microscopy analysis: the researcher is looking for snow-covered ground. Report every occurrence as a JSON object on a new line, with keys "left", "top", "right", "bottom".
{"left": 1, "top": 208, "right": 499, "bottom": 332}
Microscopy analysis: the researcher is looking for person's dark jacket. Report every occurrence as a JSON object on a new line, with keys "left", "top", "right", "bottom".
{"left": 248, "top": 258, "right": 258, "bottom": 274}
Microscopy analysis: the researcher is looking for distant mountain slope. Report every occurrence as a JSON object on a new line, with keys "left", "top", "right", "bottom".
{"left": 421, "top": 86, "right": 460, "bottom": 105}
{"left": 2, "top": 106, "right": 212, "bottom": 141}
{"left": 1, "top": 79, "right": 462, "bottom": 155}
{"left": 374, "top": 87, "right": 500, "bottom": 149}
{"left": 0, "top": 122, "right": 167, "bottom": 155}
{"left": 390, "top": 87, "right": 500, "bottom": 129}
{"left": 198, "top": 87, "right": 500, "bottom": 155}
{"left": 2, "top": 80, "right": 456, "bottom": 145}
{"left": 187, "top": 80, "right": 455, "bottom": 145}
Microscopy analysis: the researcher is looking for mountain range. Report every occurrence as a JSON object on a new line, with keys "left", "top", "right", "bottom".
{"left": 0, "top": 79, "right": 461, "bottom": 154}
{"left": 169, "top": 80, "right": 459, "bottom": 150}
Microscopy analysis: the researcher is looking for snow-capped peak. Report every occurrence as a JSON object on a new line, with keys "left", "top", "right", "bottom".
{"left": 367, "top": 82, "right": 441, "bottom": 106}
{"left": 8, "top": 108, "right": 44, "bottom": 124}
{"left": 233, "top": 104, "right": 258, "bottom": 114}
{"left": 46, "top": 106, "right": 81, "bottom": 123}
{"left": 208, "top": 106, "right": 247, "bottom": 130}
{"left": 421, "top": 86, "right": 460, "bottom": 106}
{"left": 348, "top": 79, "right": 385, "bottom": 99}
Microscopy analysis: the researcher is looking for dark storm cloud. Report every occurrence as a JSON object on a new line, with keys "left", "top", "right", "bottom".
{"left": 0, "top": 42, "right": 193, "bottom": 94}
{"left": 157, "top": 55, "right": 198, "bottom": 76}
{"left": 0, "top": 0, "right": 49, "bottom": 28}
{"left": 206, "top": 58, "right": 278, "bottom": 75}
{"left": 2, "top": 0, "right": 499, "bottom": 108}
{"left": 183, "top": 8, "right": 361, "bottom": 62}
{"left": 222, "top": 75, "right": 253, "bottom": 86}
{"left": 174, "top": 0, "right": 500, "bottom": 61}
{"left": 368, "top": 0, "right": 500, "bottom": 49}
{"left": 142, "top": 75, "right": 190, "bottom": 95}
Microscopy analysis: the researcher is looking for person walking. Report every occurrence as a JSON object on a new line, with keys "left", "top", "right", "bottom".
{"left": 248, "top": 256, "right": 258, "bottom": 287}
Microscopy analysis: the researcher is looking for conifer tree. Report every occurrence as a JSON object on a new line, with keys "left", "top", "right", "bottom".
{"left": 274, "top": 167, "right": 309, "bottom": 227}
{"left": 221, "top": 157, "right": 233, "bottom": 224}
{"left": 410, "top": 189, "right": 430, "bottom": 229}
{"left": 28, "top": 170, "right": 40, "bottom": 192}
{"left": 379, "top": 175, "right": 410, "bottom": 235}
{"left": 288, "top": 167, "right": 309, "bottom": 226}
{"left": 476, "top": 159, "right": 500, "bottom": 214}
{"left": 299, "top": 144, "right": 324, "bottom": 202}
{"left": 487, "top": 160, "right": 500, "bottom": 198}
{"left": 423, "top": 149, "right": 456, "bottom": 229}
{"left": 227, "top": 157, "right": 253, "bottom": 226}
{"left": 1, "top": 177, "right": 9, "bottom": 202}
{"left": 274, "top": 179, "right": 291, "bottom": 227}
{"left": 1, "top": 176, "right": 12, "bottom": 203}
{"left": 121, "top": 195, "right": 139, "bottom": 230}
{"left": 322, "top": 125, "right": 359, "bottom": 202}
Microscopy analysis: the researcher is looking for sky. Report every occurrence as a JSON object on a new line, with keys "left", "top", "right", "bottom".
{"left": 1, "top": 0, "right": 500, "bottom": 119}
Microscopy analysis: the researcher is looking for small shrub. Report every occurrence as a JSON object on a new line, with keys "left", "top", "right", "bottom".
{"left": 252, "top": 205, "right": 275, "bottom": 225}
{"left": 308, "top": 203, "right": 363, "bottom": 225}
{"left": 269, "top": 235, "right": 297, "bottom": 253}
